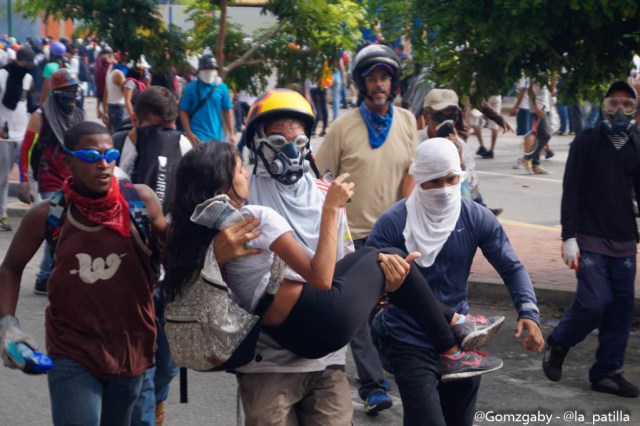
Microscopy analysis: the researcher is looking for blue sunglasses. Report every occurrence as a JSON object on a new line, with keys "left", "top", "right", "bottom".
{"left": 64, "top": 147, "right": 120, "bottom": 164}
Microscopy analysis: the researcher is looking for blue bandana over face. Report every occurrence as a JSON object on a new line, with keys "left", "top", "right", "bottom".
{"left": 359, "top": 102, "right": 394, "bottom": 149}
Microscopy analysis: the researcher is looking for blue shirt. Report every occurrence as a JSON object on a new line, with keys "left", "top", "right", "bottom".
{"left": 179, "top": 79, "right": 232, "bottom": 142}
{"left": 367, "top": 197, "right": 539, "bottom": 349}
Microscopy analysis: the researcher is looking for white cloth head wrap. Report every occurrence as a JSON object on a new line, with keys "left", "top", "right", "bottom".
{"left": 403, "top": 138, "right": 464, "bottom": 267}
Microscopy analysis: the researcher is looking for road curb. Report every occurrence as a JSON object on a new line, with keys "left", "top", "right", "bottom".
{"left": 469, "top": 278, "right": 640, "bottom": 318}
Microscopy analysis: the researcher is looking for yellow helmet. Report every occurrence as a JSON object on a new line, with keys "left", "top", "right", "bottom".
{"left": 244, "top": 89, "right": 315, "bottom": 151}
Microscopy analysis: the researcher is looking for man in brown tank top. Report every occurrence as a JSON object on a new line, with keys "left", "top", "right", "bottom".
{"left": 0, "top": 121, "right": 260, "bottom": 425}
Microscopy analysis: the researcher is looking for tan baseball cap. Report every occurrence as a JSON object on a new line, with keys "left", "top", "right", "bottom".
{"left": 424, "top": 88, "right": 460, "bottom": 111}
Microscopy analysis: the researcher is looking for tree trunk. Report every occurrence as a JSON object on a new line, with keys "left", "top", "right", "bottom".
{"left": 216, "top": 0, "right": 227, "bottom": 76}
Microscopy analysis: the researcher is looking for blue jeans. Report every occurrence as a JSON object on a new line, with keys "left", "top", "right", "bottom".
{"left": 132, "top": 289, "right": 179, "bottom": 425}
{"left": 48, "top": 357, "right": 144, "bottom": 426}
{"left": 331, "top": 78, "right": 342, "bottom": 122}
{"left": 36, "top": 191, "right": 56, "bottom": 282}
{"left": 547, "top": 250, "right": 636, "bottom": 383}
{"left": 372, "top": 313, "right": 480, "bottom": 426}
{"left": 557, "top": 104, "right": 573, "bottom": 133}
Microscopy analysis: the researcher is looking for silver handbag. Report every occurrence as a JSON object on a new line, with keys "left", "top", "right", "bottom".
{"left": 165, "top": 246, "right": 283, "bottom": 372}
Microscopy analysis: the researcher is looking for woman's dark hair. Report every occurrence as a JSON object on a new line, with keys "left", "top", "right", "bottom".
{"left": 163, "top": 141, "right": 238, "bottom": 302}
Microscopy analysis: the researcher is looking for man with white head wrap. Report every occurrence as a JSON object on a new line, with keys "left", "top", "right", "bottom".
{"left": 369, "top": 138, "right": 545, "bottom": 426}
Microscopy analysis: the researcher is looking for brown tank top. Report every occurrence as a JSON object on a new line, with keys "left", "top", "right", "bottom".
{"left": 45, "top": 208, "right": 156, "bottom": 378}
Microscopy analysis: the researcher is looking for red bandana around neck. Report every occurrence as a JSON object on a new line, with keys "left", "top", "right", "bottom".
{"left": 62, "top": 176, "right": 131, "bottom": 237}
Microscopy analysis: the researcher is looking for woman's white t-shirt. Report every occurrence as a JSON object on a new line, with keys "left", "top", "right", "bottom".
{"left": 224, "top": 205, "right": 304, "bottom": 312}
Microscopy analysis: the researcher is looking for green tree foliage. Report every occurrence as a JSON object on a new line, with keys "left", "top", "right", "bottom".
{"left": 368, "top": 0, "right": 640, "bottom": 101}
{"left": 184, "top": 0, "right": 367, "bottom": 93}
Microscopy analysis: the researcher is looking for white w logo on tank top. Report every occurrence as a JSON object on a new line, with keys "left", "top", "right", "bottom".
{"left": 69, "top": 253, "right": 127, "bottom": 284}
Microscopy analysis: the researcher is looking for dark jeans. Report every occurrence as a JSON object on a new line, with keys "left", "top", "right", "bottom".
{"left": 547, "top": 250, "right": 636, "bottom": 383}
{"left": 372, "top": 313, "right": 480, "bottom": 426}
{"left": 351, "top": 236, "right": 388, "bottom": 399}
{"left": 516, "top": 108, "right": 532, "bottom": 136}
{"left": 310, "top": 88, "right": 328, "bottom": 132}
{"left": 108, "top": 104, "right": 126, "bottom": 134}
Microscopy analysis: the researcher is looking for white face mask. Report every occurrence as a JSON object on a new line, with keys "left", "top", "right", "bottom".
{"left": 417, "top": 184, "right": 461, "bottom": 217}
{"left": 199, "top": 69, "right": 218, "bottom": 84}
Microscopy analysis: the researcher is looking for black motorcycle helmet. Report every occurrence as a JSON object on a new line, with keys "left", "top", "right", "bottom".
{"left": 198, "top": 54, "right": 218, "bottom": 70}
{"left": 351, "top": 44, "right": 401, "bottom": 103}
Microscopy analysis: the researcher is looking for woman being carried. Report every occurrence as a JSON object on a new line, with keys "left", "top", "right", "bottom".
{"left": 163, "top": 142, "right": 503, "bottom": 381}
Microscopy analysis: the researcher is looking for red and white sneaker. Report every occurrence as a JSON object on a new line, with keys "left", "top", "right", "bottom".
{"left": 440, "top": 350, "right": 503, "bottom": 382}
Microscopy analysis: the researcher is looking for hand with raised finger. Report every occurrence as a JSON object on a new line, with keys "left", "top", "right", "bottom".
{"left": 213, "top": 216, "right": 262, "bottom": 265}
{"left": 379, "top": 253, "right": 410, "bottom": 292}
{"left": 324, "top": 173, "right": 355, "bottom": 209}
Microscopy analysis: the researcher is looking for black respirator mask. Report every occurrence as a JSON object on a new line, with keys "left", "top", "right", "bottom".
{"left": 602, "top": 109, "right": 636, "bottom": 135}
{"left": 255, "top": 133, "right": 310, "bottom": 185}
{"left": 53, "top": 86, "right": 80, "bottom": 114}
{"left": 602, "top": 96, "right": 637, "bottom": 135}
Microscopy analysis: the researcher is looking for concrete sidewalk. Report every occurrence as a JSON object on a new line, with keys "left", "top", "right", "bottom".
{"left": 469, "top": 219, "right": 640, "bottom": 316}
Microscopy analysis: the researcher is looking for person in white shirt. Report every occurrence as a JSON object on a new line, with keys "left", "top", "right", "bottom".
{"left": 0, "top": 47, "right": 35, "bottom": 230}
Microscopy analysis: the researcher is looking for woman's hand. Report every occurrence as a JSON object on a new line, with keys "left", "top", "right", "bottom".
{"left": 324, "top": 173, "right": 354, "bottom": 209}
{"left": 213, "top": 216, "right": 262, "bottom": 265}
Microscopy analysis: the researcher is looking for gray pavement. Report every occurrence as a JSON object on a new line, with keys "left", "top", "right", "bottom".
{"left": 0, "top": 101, "right": 639, "bottom": 424}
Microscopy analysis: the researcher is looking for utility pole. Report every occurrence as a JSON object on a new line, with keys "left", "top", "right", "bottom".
{"left": 7, "top": 0, "right": 12, "bottom": 36}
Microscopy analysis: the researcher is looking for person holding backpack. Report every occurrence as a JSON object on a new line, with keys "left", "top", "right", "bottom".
{"left": 17, "top": 68, "right": 85, "bottom": 295}
{"left": 544, "top": 81, "right": 640, "bottom": 398}
{"left": 123, "top": 66, "right": 148, "bottom": 119}
{"left": 179, "top": 52, "right": 235, "bottom": 146}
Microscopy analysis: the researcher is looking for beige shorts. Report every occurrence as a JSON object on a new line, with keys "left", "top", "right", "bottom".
{"left": 470, "top": 96, "right": 503, "bottom": 129}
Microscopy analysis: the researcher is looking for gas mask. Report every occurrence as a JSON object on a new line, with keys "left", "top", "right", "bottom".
{"left": 53, "top": 86, "right": 80, "bottom": 114}
{"left": 199, "top": 69, "right": 218, "bottom": 84}
{"left": 602, "top": 108, "right": 637, "bottom": 135}
{"left": 255, "top": 132, "right": 310, "bottom": 185}
{"left": 602, "top": 96, "right": 637, "bottom": 135}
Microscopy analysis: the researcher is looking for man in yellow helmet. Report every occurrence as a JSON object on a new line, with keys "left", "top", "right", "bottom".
{"left": 235, "top": 89, "right": 353, "bottom": 425}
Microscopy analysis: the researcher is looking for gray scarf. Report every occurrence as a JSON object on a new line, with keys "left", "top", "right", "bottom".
{"left": 42, "top": 97, "right": 84, "bottom": 146}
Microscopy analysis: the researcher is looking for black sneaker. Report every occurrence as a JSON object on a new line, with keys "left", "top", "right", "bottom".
{"left": 34, "top": 278, "right": 48, "bottom": 295}
{"left": 440, "top": 350, "right": 503, "bottom": 382}
{"left": 480, "top": 150, "right": 494, "bottom": 159}
{"left": 591, "top": 371, "right": 639, "bottom": 398}
{"left": 545, "top": 149, "right": 555, "bottom": 159}
{"left": 452, "top": 315, "right": 505, "bottom": 351}
{"left": 476, "top": 146, "right": 488, "bottom": 156}
{"left": 542, "top": 344, "right": 569, "bottom": 381}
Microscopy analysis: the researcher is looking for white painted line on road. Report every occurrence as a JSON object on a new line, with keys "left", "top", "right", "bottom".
{"left": 476, "top": 170, "right": 563, "bottom": 184}
{"left": 499, "top": 219, "right": 561, "bottom": 232}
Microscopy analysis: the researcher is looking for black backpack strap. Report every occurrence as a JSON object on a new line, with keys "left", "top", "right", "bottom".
{"left": 45, "top": 189, "right": 68, "bottom": 258}
{"left": 118, "top": 178, "right": 160, "bottom": 277}
{"left": 189, "top": 81, "right": 216, "bottom": 119}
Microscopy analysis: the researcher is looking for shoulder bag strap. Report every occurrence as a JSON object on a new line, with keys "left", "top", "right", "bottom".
{"left": 189, "top": 81, "right": 216, "bottom": 119}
